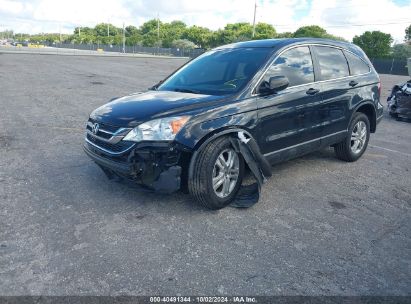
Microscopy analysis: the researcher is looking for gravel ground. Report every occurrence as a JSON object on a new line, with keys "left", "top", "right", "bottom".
{"left": 0, "top": 54, "right": 410, "bottom": 296}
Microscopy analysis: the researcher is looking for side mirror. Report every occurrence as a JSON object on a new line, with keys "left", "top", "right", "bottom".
{"left": 259, "top": 76, "right": 289, "bottom": 95}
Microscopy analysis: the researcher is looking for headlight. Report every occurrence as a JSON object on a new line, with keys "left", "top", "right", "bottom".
{"left": 123, "top": 116, "right": 190, "bottom": 142}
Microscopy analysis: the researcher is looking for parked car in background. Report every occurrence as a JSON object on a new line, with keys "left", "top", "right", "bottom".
{"left": 84, "top": 38, "right": 383, "bottom": 209}
{"left": 11, "top": 41, "right": 28, "bottom": 47}
{"left": 388, "top": 80, "right": 411, "bottom": 119}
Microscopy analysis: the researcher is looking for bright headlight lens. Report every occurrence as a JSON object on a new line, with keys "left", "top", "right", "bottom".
{"left": 123, "top": 116, "right": 190, "bottom": 142}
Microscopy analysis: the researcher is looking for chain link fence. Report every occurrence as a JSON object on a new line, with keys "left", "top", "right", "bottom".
{"left": 370, "top": 58, "right": 409, "bottom": 76}
{"left": 49, "top": 43, "right": 204, "bottom": 58}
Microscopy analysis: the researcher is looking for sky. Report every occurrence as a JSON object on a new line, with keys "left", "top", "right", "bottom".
{"left": 0, "top": 0, "right": 410, "bottom": 43}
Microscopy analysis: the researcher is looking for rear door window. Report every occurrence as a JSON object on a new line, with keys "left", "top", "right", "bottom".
{"left": 313, "top": 46, "right": 349, "bottom": 80}
{"left": 344, "top": 51, "right": 370, "bottom": 75}
{"left": 262, "top": 46, "right": 314, "bottom": 87}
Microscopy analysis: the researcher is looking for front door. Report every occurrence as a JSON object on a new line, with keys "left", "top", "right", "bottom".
{"left": 255, "top": 46, "right": 322, "bottom": 161}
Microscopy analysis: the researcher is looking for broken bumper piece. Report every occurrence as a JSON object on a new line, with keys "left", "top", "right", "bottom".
{"left": 83, "top": 142, "right": 183, "bottom": 193}
{"left": 229, "top": 132, "right": 272, "bottom": 208}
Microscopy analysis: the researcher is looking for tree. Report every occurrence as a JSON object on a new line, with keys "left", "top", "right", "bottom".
{"left": 161, "top": 21, "right": 187, "bottom": 48}
{"left": 94, "top": 23, "right": 119, "bottom": 37}
{"left": 172, "top": 39, "right": 196, "bottom": 49}
{"left": 224, "top": 23, "right": 253, "bottom": 41}
{"left": 140, "top": 19, "right": 161, "bottom": 35}
{"left": 139, "top": 19, "right": 162, "bottom": 47}
{"left": 392, "top": 43, "right": 411, "bottom": 59}
{"left": 276, "top": 32, "right": 293, "bottom": 38}
{"left": 293, "top": 25, "right": 327, "bottom": 38}
{"left": 292, "top": 25, "right": 345, "bottom": 41}
{"left": 405, "top": 24, "right": 411, "bottom": 43}
{"left": 142, "top": 31, "right": 160, "bottom": 47}
{"left": 210, "top": 23, "right": 254, "bottom": 46}
{"left": 125, "top": 25, "right": 139, "bottom": 37}
{"left": 254, "top": 23, "right": 276, "bottom": 39}
{"left": 0, "top": 29, "right": 13, "bottom": 39}
{"left": 183, "top": 26, "right": 212, "bottom": 48}
{"left": 29, "top": 33, "right": 62, "bottom": 44}
{"left": 352, "top": 31, "right": 393, "bottom": 58}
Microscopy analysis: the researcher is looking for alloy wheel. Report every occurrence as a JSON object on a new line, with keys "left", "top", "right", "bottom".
{"left": 350, "top": 120, "right": 367, "bottom": 154}
{"left": 212, "top": 148, "right": 240, "bottom": 198}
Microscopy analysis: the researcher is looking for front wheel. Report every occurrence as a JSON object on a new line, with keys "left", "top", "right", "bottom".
{"left": 334, "top": 112, "right": 370, "bottom": 162}
{"left": 188, "top": 137, "right": 244, "bottom": 210}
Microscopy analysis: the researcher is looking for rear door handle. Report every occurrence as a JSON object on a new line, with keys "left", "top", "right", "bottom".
{"left": 306, "top": 88, "right": 319, "bottom": 95}
{"left": 349, "top": 80, "right": 358, "bottom": 87}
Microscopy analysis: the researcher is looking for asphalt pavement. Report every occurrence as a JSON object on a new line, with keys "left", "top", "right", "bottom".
{"left": 0, "top": 54, "right": 410, "bottom": 296}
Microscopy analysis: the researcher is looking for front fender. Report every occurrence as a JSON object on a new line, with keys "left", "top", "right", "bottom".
{"left": 175, "top": 108, "right": 258, "bottom": 149}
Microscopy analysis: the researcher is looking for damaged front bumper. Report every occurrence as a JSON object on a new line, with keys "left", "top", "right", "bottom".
{"left": 85, "top": 131, "right": 273, "bottom": 208}
{"left": 83, "top": 140, "right": 189, "bottom": 193}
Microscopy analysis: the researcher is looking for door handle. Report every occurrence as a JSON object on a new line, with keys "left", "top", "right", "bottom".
{"left": 349, "top": 80, "right": 358, "bottom": 87}
{"left": 306, "top": 88, "right": 319, "bottom": 95}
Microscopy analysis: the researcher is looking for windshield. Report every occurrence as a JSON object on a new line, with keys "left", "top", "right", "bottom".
{"left": 157, "top": 48, "right": 272, "bottom": 96}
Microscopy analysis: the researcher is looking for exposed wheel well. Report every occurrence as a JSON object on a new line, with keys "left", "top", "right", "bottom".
{"left": 356, "top": 103, "right": 376, "bottom": 133}
{"left": 184, "top": 129, "right": 254, "bottom": 192}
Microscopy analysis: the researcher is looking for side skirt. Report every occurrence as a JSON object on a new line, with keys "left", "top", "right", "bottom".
{"left": 264, "top": 130, "right": 348, "bottom": 165}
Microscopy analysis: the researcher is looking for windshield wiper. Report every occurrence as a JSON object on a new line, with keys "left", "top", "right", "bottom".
{"left": 173, "top": 87, "right": 202, "bottom": 94}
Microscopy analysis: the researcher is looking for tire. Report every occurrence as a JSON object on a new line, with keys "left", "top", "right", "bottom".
{"left": 188, "top": 136, "right": 244, "bottom": 210}
{"left": 334, "top": 112, "right": 370, "bottom": 162}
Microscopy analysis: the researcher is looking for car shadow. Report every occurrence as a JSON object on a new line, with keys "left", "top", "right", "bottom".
{"left": 393, "top": 117, "right": 411, "bottom": 123}
{"left": 79, "top": 147, "right": 341, "bottom": 214}
{"left": 80, "top": 162, "right": 214, "bottom": 214}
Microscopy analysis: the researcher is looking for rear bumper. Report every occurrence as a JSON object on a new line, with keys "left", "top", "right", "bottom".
{"left": 83, "top": 141, "right": 185, "bottom": 193}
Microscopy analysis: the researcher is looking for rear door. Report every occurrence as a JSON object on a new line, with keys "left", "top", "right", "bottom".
{"left": 255, "top": 46, "right": 322, "bottom": 159}
{"left": 311, "top": 46, "right": 353, "bottom": 141}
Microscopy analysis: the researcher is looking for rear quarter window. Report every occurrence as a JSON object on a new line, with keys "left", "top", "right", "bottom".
{"left": 313, "top": 46, "right": 349, "bottom": 80}
{"left": 344, "top": 51, "right": 370, "bottom": 75}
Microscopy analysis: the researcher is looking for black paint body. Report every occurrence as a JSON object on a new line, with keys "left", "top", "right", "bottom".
{"left": 84, "top": 38, "right": 383, "bottom": 192}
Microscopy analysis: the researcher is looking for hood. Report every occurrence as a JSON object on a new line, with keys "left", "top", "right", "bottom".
{"left": 90, "top": 90, "right": 226, "bottom": 127}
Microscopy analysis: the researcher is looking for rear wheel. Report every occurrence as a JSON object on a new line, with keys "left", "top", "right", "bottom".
{"left": 188, "top": 137, "right": 244, "bottom": 210}
{"left": 334, "top": 112, "right": 370, "bottom": 162}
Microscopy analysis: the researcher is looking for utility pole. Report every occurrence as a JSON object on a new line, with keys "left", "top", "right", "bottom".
{"left": 122, "top": 22, "right": 125, "bottom": 53}
{"left": 107, "top": 23, "right": 109, "bottom": 37}
{"left": 78, "top": 26, "right": 81, "bottom": 37}
{"left": 157, "top": 13, "right": 160, "bottom": 40}
{"left": 252, "top": 0, "right": 257, "bottom": 38}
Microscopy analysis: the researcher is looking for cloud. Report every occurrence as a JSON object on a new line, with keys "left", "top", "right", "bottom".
{"left": 0, "top": 0, "right": 409, "bottom": 42}
{"left": 286, "top": 0, "right": 411, "bottom": 42}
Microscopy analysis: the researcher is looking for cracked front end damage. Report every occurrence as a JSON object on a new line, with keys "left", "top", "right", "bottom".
{"left": 83, "top": 142, "right": 191, "bottom": 193}
{"left": 84, "top": 131, "right": 272, "bottom": 203}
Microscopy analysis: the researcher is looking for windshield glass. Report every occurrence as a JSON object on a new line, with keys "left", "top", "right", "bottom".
{"left": 157, "top": 48, "right": 272, "bottom": 96}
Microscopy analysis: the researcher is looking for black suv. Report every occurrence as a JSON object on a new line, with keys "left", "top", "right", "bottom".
{"left": 84, "top": 38, "right": 383, "bottom": 209}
